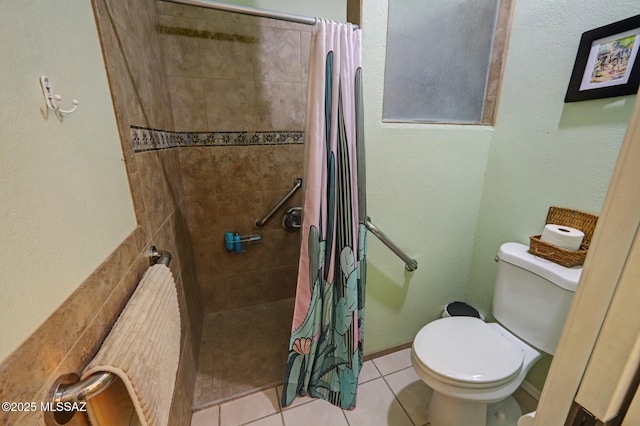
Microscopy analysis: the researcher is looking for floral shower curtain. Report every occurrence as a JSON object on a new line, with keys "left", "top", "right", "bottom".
{"left": 281, "top": 20, "right": 366, "bottom": 410}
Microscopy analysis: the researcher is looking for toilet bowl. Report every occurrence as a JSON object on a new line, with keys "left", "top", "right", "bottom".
{"left": 410, "top": 242, "right": 582, "bottom": 426}
{"left": 411, "top": 317, "right": 542, "bottom": 426}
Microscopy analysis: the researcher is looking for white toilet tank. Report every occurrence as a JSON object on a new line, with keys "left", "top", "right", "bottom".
{"left": 493, "top": 242, "right": 582, "bottom": 355}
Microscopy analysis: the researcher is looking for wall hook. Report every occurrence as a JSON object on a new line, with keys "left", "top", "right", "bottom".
{"left": 40, "top": 75, "right": 79, "bottom": 115}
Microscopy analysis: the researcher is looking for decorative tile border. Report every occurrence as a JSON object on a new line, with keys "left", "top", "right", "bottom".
{"left": 130, "top": 126, "right": 305, "bottom": 152}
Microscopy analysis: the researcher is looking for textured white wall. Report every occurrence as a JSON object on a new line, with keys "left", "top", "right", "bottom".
{"left": 361, "top": 0, "right": 637, "bottom": 356}
{"left": 0, "top": 2, "right": 136, "bottom": 362}
{"left": 465, "top": 0, "right": 637, "bottom": 390}
{"left": 361, "top": 0, "right": 492, "bottom": 353}
{"left": 466, "top": 2, "right": 637, "bottom": 316}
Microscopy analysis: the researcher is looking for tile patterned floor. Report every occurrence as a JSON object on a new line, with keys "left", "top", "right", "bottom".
{"left": 194, "top": 299, "right": 295, "bottom": 408}
{"left": 191, "top": 347, "right": 538, "bottom": 426}
{"left": 192, "top": 348, "right": 427, "bottom": 426}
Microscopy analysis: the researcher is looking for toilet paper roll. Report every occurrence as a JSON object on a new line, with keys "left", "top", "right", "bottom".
{"left": 517, "top": 411, "right": 536, "bottom": 426}
{"left": 541, "top": 224, "right": 585, "bottom": 251}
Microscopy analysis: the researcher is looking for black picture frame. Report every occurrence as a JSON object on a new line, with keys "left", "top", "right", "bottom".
{"left": 565, "top": 14, "right": 640, "bottom": 103}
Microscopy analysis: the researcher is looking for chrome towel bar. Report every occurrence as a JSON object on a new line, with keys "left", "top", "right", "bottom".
{"left": 44, "top": 246, "right": 172, "bottom": 426}
{"left": 255, "top": 178, "right": 302, "bottom": 227}
{"left": 366, "top": 218, "right": 418, "bottom": 271}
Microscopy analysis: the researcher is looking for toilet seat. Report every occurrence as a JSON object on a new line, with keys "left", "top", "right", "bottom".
{"left": 413, "top": 317, "right": 523, "bottom": 389}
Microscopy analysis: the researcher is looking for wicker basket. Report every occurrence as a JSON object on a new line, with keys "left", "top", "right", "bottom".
{"left": 528, "top": 206, "right": 599, "bottom": 267}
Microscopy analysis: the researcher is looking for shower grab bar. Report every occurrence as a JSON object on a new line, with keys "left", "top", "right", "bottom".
{"left": 366, "top": 218, "right": 418, "bottom": 272}
{"left": 44, "top": 247, "right": 172, "bottom": 426}
{"left": 255, "top": 178, "right": 303, "bottom": 227}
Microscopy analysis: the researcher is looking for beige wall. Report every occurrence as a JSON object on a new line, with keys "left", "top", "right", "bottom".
{"left": 159, "top": 2, "right": 309, "bottom": 133}
{"left": 221, "top": 0, "right": 345, "bottom": 22}
{"left": 0, "top": 1, "right": 136, "bottom": 363}
{"left": 157, "top": 3, "right": 308, "bottom": 313}
{"left": 92, "top": 0, "right": 204, "bottom": 423}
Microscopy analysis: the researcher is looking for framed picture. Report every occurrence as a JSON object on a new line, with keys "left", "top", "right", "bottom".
{"left": 565, "top": 14, "right": 640, "bottom": 102}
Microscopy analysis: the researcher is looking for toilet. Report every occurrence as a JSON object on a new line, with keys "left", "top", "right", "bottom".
{"left": 411, "top": 242, "right": 582, "bottom": 426}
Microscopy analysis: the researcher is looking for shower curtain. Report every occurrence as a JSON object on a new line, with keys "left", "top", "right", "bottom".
{"left": 281, "top": 20, "right": 366, "bottom": 410}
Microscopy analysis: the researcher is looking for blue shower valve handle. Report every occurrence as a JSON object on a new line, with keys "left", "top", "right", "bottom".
{"left": 224, "top": 233, "right": 235, "bottom": 252}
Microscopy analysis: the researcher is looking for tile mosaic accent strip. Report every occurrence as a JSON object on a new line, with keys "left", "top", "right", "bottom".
{"left": 130, "top": 126, "right": 305, "bottom": 152}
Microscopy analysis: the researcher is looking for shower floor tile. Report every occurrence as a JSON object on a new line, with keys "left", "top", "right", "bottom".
{"left": 192, "top": 355, "right": 539, "bottom": 426}
{"left": 194, "top": 298, "right": 295, "bottom": 409}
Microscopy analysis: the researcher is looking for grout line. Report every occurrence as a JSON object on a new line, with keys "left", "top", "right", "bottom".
{"left": 380, "top": 373, "right": 418, "bottom": 426}
{"left": 341, "top": 405, "right": 351, "bottom": 425}
{"left": 369, "top": 358, "right": 383, "bottom": 379}
{"left": 237, "top": 412, "right": 280, "bottom": 426}
{"left": 194, "top": 348, "right": 419, "bottom": 425}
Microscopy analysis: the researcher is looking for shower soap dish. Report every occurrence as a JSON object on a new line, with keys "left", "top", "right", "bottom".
{"left": 528, "top": 206, "right": 598, "bottom": 267}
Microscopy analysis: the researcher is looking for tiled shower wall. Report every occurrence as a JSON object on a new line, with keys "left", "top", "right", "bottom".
{"left": 157, "top": 3, "right": 311, "bottom": 313}
{"left": 92, "top": 0, "right": 203, "bottom": 423}
{"left": 1, "top": 1, "right": 312, "bottom": 423}
{"left": 0, "top": 1, "right": 202, "bottom": 424}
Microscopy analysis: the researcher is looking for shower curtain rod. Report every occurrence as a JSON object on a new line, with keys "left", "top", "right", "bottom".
{"left": 161, "top": 0, "right": 317, "bottom": 25}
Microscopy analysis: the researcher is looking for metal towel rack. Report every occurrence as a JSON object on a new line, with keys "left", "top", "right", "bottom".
{"left": 44, "top": 247, "right": 172, "bottom": 426}
{"left": 255, "top": 178, "right": 302, "bottom": 227}
{"left": 366, "top": 218, "right": 418, "bottom": 271}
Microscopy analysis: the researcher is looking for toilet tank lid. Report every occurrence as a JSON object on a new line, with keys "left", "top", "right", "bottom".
{"left": 498, "top": 242, "right": 582, "bottom": 292}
